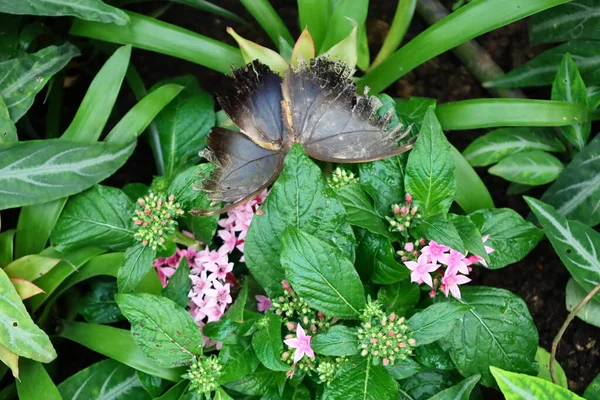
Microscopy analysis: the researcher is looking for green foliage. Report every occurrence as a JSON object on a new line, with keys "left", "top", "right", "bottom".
{"left": 491, "top": 366, "right": 585, "bottom": 399}
{"left": 0, "top": 0, "right": 129, "bottom": 24}
{"left": 428, "top": 374, "right": 481, "bottom": 400}
{"left": 311, "top": 326, "right": 360, "bottom": 357}
{"left": 117, "top": 243, "right": 156, "bottom": 293}
{"left": 406, "top": 302, "right": 472, "bottom": 346}
{"left": 489, "top": 150, "right": 564, "bottom": 186}
{"left": 79, "top": 278, "right": 125, "bottom": 324}
{"left": 322, "top": 357, "right": 398, "bottom": 400}
{"left": 566, "top": 278, "right": 600, "bottom": 328}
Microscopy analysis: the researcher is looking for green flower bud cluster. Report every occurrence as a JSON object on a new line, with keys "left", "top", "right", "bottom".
{"left": 281, "top": 347, "right": 315, "bottom": 372}
{"left": 132, "top": 192, "right": 184, "bottom": 251}
{"left": 316, "top": 357, "right": 346, "bottom": 384}
{"left": 327, "top": 167, "right": 359, "bottom": 189}
{"left": 272, "top": 281, "right": 334, "bottom": 334}
{"left": 185, "top": 355, "right": 222, "bottom": 395}
{"left": 386, "top": 193, "right": 421, "bottom": 235}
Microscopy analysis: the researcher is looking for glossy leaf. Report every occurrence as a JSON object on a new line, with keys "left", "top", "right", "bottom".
{"left": 359, "top": 153, "right": 408, "bottom": 216}
{"left": 527, "top": 197, "right": 600, "bottom": 295}
{"left": 449, "top": 213, "right": 488, "bottom": 261}
{"left": 322, "top": 25, "right": 358, "bottom": 71}
{"left": 245, "top": 145, "right": 355, "bottom": 296}
{"left": 335, "top": 183, "right": 388, "bottom": 236}
{"left": 16, "top": 359, "right": 61, "bottom": 400}
{"left": 491, "top": 366, "right": 584, "bottom": 400}
{"left": 218, "top": 337, "right": 260, "bottom": 384}
{"left": 0, "top": 268, "right": 55, "bottom": 362}
{"left": 406, "top": 302, "right": 472, "bottom": 346}
{"left": 15, "top": 199, "right": 66, "bottom": 258}
{"left": 240, "top": 0, "right": 293, "bottom": 50}
{"left": 0, "top": 96, "right": 16, "bottom": 143}
{"left": 405, "top": 107, "right": 455, "bottom": 217}
{"left": 0, "top": 0, "right": 129, "bottom": 24}
{"left": 323, "top": 357, "right": 397, "bottom": 400}
{"left": 117, "top": 243, "right": 156, "bottom": 293}
{"left": 398, "top": 368, "right": 460, "bottom": 399}
{"left": 251, "top": 313, "right": 289, "bottom": 371}
{"left": 414, "top": 342, "right": 454, "bottom": 371}
{"left": 486, "top": 40, "right": 600, "bottom": 88}
{"left": 377, "top": 280, "right": 420, "bottom": 315}
{"left": 468, "top": 208, "right": 543, "bottom": 269}
{"left": 114, "top": 0, "right": 246, "bottom": 24}
{"left": 489, "top": 150, "right": 564, "bottom": 186}
{"left": 11, "top": 278, "right": 44, "bottom": 300}
{"left": 428, "top": 374, "right": 481, "bottom": 400}
{"left": 541, "top": 134, "right": 600, "bottom": 226}
{"left": 0, "top": 139, "right": 135, "bottom": 210}
{"left": 462, "top": 127, "right": 566, "bottom": 167}
{"left": 566, "top": 278, "right": 600, "bottom": 328}
{"left": 552, "top": 53, "right": 590, "bottom": 150}
{"left": 535, "top": 347, "right": 568, "bottom": 388}
{"left": 280, "top": 227, "right": 365, "bottom": 319}
{"left": 223, "top": 365, "right": 285, "bottom": 396}
{"left": 0, "top": 229, "right": 15, "bottom": 268}
{"left": 319, "top": 0, "right": 367, "bottom": 56}
{"left": 584, "top": 373, "right": 600, "bottom": 399}
{"left": 385, "top": 357, "right": 422, "bottom": 380}
{"left": 356, "top": 229, "right": 409, "bottom": 284}
{"left": 162, "top": 258, "right": 191, "bottom": 308}
{"left": 79, "top": 278, "right": 124, "bottom": 324}
{"left": 203, "top": 319, "right": 240, "bottom": 345}
{"left": 58, "top": 359, "right": 151, "bottom": 400}
{"left": 451, "top": 146, "right": 495, "bottom": 212}
{"left": 116, "top": 293, "right": 202, "bottom": 367}
{"left": 3, "top": 255, "right": 60, "bottom": 281}
{"left": 137, "top": 371, "right": 169, "bottom": 398}
{"left": 311, "top": 325, "right": 360, "bottom": 357}
{"left": 529, "top": 0, "right": 600, "bottom": 44}
{"left": 0, "top": 43, "right": 79, "bottom": 122}
{"left": 227, "top": 27, "right": 288, "bottom": 75}
{"left": 153, "top": 380, "right": 189, "bottom": 400}
{"left": 413, "top": 213, "right": 465, "bottom": 253}
{"left": 444, "top": 287, "right": 538, "bottom": 387}
{"left": 51, "top": 185, "right": 135, "bottom": 251}
{"left": 298, "top": 0, "right": 330, "bottom": 50}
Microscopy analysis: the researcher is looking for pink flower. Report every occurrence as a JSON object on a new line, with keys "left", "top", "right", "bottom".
{"left": 404, "top": 242, "right": 414, "bottom": 252}
{"left": 189, "top": 271, "right": 214, "bottom": 298}
{"left": 256, "top": 295, "right": 272, "bottom": 313}
{"left": 421, "top": 241, "right": 449, "bottom": 264}
{"left": 482, "top": 235, "right": 495, "bottom": 254}
{"left": 218, "top": 229, "right": 238, "bottom": 253}
{"left": 404, "top": 254, "right": 439, "bottom": 287}
{"left": 441, "top": 270, "right": 471, "bottom": 299}
{"left": 194, "top": 246, "right": 229, "bottom": 272}
{"left": 205, "top": 280, "right": 232, "bottom": 306}
{"left": 207, "top": 260, "right": 234, "bottom": 280}
{"left": 205, "top": 304, "right": 224, "bottom": 322}
{"left": 441, "top": 249, "right": 469, "bottom": 275}
{"left": 283, "top": 324, "right": 315, "bottom": 364}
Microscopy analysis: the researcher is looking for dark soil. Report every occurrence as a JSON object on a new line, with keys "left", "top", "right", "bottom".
{"left": 3, "top": 0, "right": 599, "bottom": 396}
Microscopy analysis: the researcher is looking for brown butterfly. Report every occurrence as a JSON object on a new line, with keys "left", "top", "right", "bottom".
{"left": 191, "top": 57, "right": 413, "bottom": 216}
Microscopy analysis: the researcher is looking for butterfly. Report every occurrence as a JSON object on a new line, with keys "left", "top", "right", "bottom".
{"left": 191, "top": 57, "right": 414, "bottom": 216}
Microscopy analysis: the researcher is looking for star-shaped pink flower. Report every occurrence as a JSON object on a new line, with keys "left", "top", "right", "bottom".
{"left": 205, "top": 280, "right": 232, "bottom": 306}
{"left": 256, "top": 295, "right": 272, "bottom": 313}
{"left": 218, "top": 229, "right": 238, "bottom": 253}
{"left": 283, "top": 324, "right": 315, "bottom": 364}
{"left": 441, "top": 249, "right": 469, "bottom": 275}
{"left": 421, "top": 241, "right": 449, "bottom": 264}
{"left": 441, "top": 270, "right": 471, "bottom": 299}
{"left": 404, "top": 254, "right": 439, "bottom": 287}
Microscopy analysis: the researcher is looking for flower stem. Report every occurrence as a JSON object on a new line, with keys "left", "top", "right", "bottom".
{"left": 415, "top": 0, "right": 526, "bottom": 99}
{"left": 550, "top": 282, "right": 600, "bottom": 384}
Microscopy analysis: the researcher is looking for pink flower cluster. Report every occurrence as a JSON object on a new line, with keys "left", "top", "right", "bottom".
{"left": 403, "top": 236, "right": 494, "bottom": 299}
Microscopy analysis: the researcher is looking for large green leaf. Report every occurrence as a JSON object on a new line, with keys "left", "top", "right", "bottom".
{"left": 448, "top": 213, "right": 488, "bottom": 262}
{"left": 162, "top": 258, "right": 191, "bottom": 308}
{"left": 222, "top": 365, "right": 284, "bottom": 396}
{"left": 526, "top": 197, "right": 600, "bottom": 296}
{"left": 468, "top": 208, "right": 542, "bottom": 269}
{"left": 251, "top": 313, "right": 289, "bottom": 372}
{"left": 491, "top": 366, "right": 584, "bottom": 399}
{"left": 413, "top": 213, "right": 465, "bottom": 252}
{"left": 218, "top": 337, "right": 260, "bottom": 384}
{"left": 355, "top": 229, "right": 409, "bottom": 284}
{"left": 486, "top": 40, "right": 600, "bottom": 88}
{"left": 541, "top": 134, "right": 600, "bottom": 226}
{"left": 398, "top": 368, "right": 460, "bottom": 399}
{"left": 535, "top": 347, "right": 568, "bottom": 388}
{"left": 322, "top": 357, "right": 398, "bottom": 400}
{"left": 245, "top": 144, "right": 355, "bottom": 296}
{"left": 50, "top": 185, "right": 135, "bottom": 251}
{"left": 280, "top": 227, "right": 365, "bottom": 319}
{"left": 0, "top": 139, "right": 135, "bottom": 210}
{"left": 0, "top": 229, "right": 15, "bottom": 268}
{"left": 377, "top": 280, "right": 420, "bottom": 315}
{"left": 58, "top": 359, "right": 151, "bottom": 400}
{"left": 0, "top": 0, "right": 129, "bottom": 24}
{"left": 117, "top": 243, "right": 156, "bottom": 293}
{"left": 16, "top": 359, "right": 61, "bottom": 400}
{"left": 0, "top": 96, "right": 16, "bottom": 143}
{"left": 428, "top": 375, "right": 481, "bottom": 400}
{"left": 0, "top": 268, "right": 55, "bottom": 362}
{"left": 79, "top": 278, "right": 125, "bottom": 324}
{"left": 152, "top": 76, "right": 214, "bottom": 177}
{"left": 444, "top": 287, "right": 538, "bottom": 387}
{"left": 489, "top": 150, "right": 563, "bottom": 186}
{"left": 407, "top": 302, "right": 472, "bottom": 346}
{"left": 405, "top": 107, "right": 455, "bottom": 217}
{"left": 462, "top": 127, "right": 565, "bottom": 167}
{"left": 311, "top": 325, "right": 360, "bottom": 357}
{"left": 116, "top": 293, "right": 202, "bottom": 367}
{"left": 0, "top": 43, "right": 79, "bottom": 122}
{"left": 552, "top": 53, "right": 590, "bottom": 150}
{"left": 529, "top": 0, "right": 600, "bottom": 44}
{"left": 359, "top": 153, "right": 408, "bottom": 216}
{"left": 335, "top": 183, "right": 389, "bottom": 236}
{"left": 566, "top": 278, "right": 600, "bottom": 328}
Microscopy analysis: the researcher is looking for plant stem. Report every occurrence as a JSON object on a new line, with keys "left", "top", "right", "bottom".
{"left": 415, "top": 0, "right": 526, "bottom": 99}
{"left": 371, "top": 0, "right": 417, "bottom": 69}
{"left": 550, "top": 282, "right": 600, "bottom": 384}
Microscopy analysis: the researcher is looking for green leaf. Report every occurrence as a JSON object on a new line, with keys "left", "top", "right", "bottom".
{"left": 486, "top": 40, "right": 600, "bottom": 88}
{"left": 526, "top": 197, "right": 600, "bottom": 295}
{"left": 448, "top": 213, "right": 488, "bottom": 262}
{"left": 445, "top": 286, "right": 538, "bottom": 387}
{"left": 167, "top": 164, "right": 210, "bottom": 210}
{"left": 468, "top": 208, "right": 542, "bottom": 269}
{"left": 529, "top": 0, "right": 600, "bottom": 44}
{"left": 298, "top": 0, "right": 330, "bottom": 50}
{"left": 535, "top": 346, "right": 568, "bottom": 388}
{"left": 116, "top": 293, "right": 202, "bottom": 367}
{"left": 462, "top": 127, "right": 566, "bottom": 167}
{"left": 50, "top": 185, "right": 135, "bottom": 251}
{"left": 79, "top": 278, "right": 125, "bottom": 324}
{"left": 377, "top": 280, "right": 420, "bottom": 315}
{"left": 311, "top": 325, "right": 359, "bottom": 357}
{"left": 162, "top": 258, "right": 191, "bottom": 308}
{"left": 0, "top": 229, "right": 15, "bottom": 268}
{"left": 218, "top": 337, "right": 260, "bottom": 384}
{"left": 213, "top": 387, "right": 234, "bottom": 400}
{"left": 491, "top": 366, "right": 584, "bottom": 399}
{"left": 385, "top": 357, "right": 422, "bottom": 380}
{"left": 356, "top": 229, "right": 409, "bottom": 284}
{"left": 16, "top": 359, "right": 61, "bottom": 400}
{"left": 0, "top": 0, "right": 129, "bottom": 24}
{"left": 0, "top": 42, "right": 79, "bottom": 122}
{"left": 137, "top": 372, "right": 169, "bottom": 398}
{"left": 413, "top": 213, "right": 465, "bottom": 253}
{"left": 0, "top": 96, "right": 16, "bottom": 143}
{"left": 15, "top": 198, "right": 67, "bottom": 258}
{"left": 566, "top": 278, "right": 600, "bottom": 328}
{"left": 451, "top": 145, "right": 495, "bottom": 213}
{"left": 245, "top": 144, "right": 355, "bottom": 296}
{"left": 3, "top": 255, "right": 60, "bottom": 281}
{"left": 585, "top": 373, "right": 600, "bottom": 399}
{"left": 398, "top": 368, "right": 460, "bottom": 399}
{"left": 489, "top": 150, "right": 563, "bottom": 186}
{"left": 335, "top": 183, "right": 389, "bottom": 236}
{"left": 414, "top": 342, "right": 454, "bottom": 371}
{"left": 224, "top": 278, "right": 248, "bottom": 323}
{"left": 240, "top": 0, "right": 293, "bottom": 50}
{"left": 552, "top": 53, "right": 590, "bottom": 150}
{"left": 0, "top": 268, "right": 55, "bottom": 362}
{"left": 0, "top": 139, "right": 135, "bottom": 210}
{"left": 395, "top": 97, "right": 437, "bottom": 132}
{"left": 251, "top": 313, "right": 289, "bottom": 371}
{"left": 405, "top": 107, "right": 455, "bottom": 216}
{"left": 282, "top": 384, "right": 311, "bottom": 400}
{"left": 117, "top": 243, "right": 156, "bottom": 293}
{"left": 541, "top": 134, "right": 600, "bottom": 226}
{"left": 152, "top": 76, "right": 214, "bottom": 177}
{"left": 58, "top": 359, "right": 151, "bottom": 400}
{"left": 407, "top": 302, "right": 472, "bottom": 346}
{"left": 323, "top": 357, "right": 398, "bottom": 400}
{"left": 153, "top": 380, "right": 189, "bottom": 400}
{"left": 359, "top": 154, "right": 408, "bottom": 216}
{"left": 428, "top": 374, "right": 481, "bottom": 400}
{"left": 280, "top": 227, "right": 366, "bottom": 319}
{"left": 202, "top": 319, "right": 239, "bottom": 345}
{"left": 223, "top": 365, "right": 285, "bottom": 396}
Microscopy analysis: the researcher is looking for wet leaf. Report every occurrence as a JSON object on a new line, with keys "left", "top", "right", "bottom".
{"left": 0, "top": 0, "right": 129, "bottom": 24}
{"left": 117, "top": 243, "right": 156, "bottom": 293}
{"left": 489, "top": 150, "right": 563, "bottom": 185}
{"left": 323, "top": 357, "right": 397, "bottom": 400}
{"left": 491, "top": 366, "right": 584, "bottom": 399}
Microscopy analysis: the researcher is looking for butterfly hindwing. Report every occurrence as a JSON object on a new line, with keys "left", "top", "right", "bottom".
{"left": 283, "top": 58, "right": 413, "bottom": 163}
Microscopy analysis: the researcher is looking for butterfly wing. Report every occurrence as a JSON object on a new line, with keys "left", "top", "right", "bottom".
{"left": 217, "top": 61, "right": 286, "bottom": 149}
{"left": 283, "top": 58, "right": 413, "bottom": 163}
{"left": 192, "top": 127, "right": 284, "bottom": 216}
